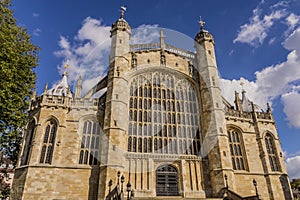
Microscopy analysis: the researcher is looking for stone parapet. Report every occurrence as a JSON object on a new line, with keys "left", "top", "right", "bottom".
{"left": 225, "top": 108, "right": 273, "bottom": 123}
{"left": 29, "top": 95, "right": 99, "bottom": 111}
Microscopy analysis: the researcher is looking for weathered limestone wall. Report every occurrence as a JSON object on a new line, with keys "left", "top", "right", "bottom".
{"left": 21, "top": 167, "right": 92, "bottom": 200}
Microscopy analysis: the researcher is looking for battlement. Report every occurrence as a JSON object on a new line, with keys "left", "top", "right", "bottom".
{"left": 29, "top": 94, "right": 99, "bottom": 111}
{"left": 130, "top": 43, "right": 195, "bottom": 59}
{"left": 225, "top": 107, "right": 273, "bottom": 122}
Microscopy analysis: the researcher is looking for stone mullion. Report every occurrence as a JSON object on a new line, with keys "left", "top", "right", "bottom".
{"left": 174, "top": 84, "right": 180, "bottom": 155}
{"left": 151, "top": 74, "right": 155, "bottom": 153}
{"left": 141, "top": 83, "right": 144, "bottom": 153}
{"left": 183, "top": 90, "right": 188, "bottom": 154}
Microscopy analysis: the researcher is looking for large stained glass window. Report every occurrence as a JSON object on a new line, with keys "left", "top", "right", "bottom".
{"left": 79, "top": 120, "right": 101, "bottom": 165}
{"left": 128, "top": 72, "right": 200, "bottom": 155}
{"left": 265, "top": 133, "right": 280, "bottom": 171}
{"left": 40, "top": 119, "right": 57, "bottom": 164}
{"left": 228, "top": 129, "right": 247, "bottom": 170}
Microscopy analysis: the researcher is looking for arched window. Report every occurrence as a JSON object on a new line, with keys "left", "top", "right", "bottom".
{"left": 127, "top": 73, "right": 200, "bottom": 155}
{"left": 21, "top": 120, "right": 36, "bottom": 165}
{"left": 79, "top": 120, "right": 101, "bottom": 165}
{"left": 228, "top": 129, "right": 247, "bottom": 170}
{"left": 265, "top": 133, "right": 280, "bottom": 171}
{"left": 40, "top": 119, "right": 57, "bottom": 164}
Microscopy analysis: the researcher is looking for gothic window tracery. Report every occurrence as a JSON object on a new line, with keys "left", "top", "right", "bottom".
{"left": 227, "top": 129, "right": 247, "bottom": 170}
{"left": 79, "top": 120, "right": 101, "bottom": 165}
{"left": 265, "top": 133, "right": 280, "bottom": 171}
{"left": 128, "top": 72, "right": 200, "bottom": 155}
{"left": 40, "top": 119, "right": 57, "bottom": 164}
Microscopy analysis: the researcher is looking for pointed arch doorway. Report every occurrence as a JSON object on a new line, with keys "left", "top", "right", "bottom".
{"left": 156, "top": 165, "right": 179, "bottom": 196}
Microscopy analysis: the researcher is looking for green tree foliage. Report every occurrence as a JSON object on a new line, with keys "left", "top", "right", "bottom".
{"left": 0, "top": 0, "right": 39, "bottom": 164}
{"left": 291, "top": 181, "right": 300, "bottom": 190}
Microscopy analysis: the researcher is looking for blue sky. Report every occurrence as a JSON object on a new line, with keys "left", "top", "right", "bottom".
{"left": 12, "top": 0, "right": 300, "bottom": 178}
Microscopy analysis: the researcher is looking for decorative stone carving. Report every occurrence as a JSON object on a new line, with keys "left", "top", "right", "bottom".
{"left": 160, "top": 51, "right": 166, "bottom": 66}
{"left": 131, "top": 53, "right": 137, "bottom": 68}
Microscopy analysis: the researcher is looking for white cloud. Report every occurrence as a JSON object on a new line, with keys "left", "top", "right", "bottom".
{"left": 229, "top": 0, "right": 300, "bottom": 128}
{"left": 53, "top": 18, "right": 161, "bottom": 96}
{"left": 284, "top": 28, "right": 300, "bottom": 52}
{"left": 53, "top": 17, "right": 111, "bottom": 95}
{"left": 255, "top": 51, "right": 299, "bottom": 98}
{"left": 32, "top": 13, "right": 39, "bottom": 18}
{"left": 75, "top": 17, "right": 111, "bottom": 50}
{"left": 33, "top": 28, "right": 41, "bottom": 36}
{"left": 234, "top": 8, "right": 285, "bottom": 46}
{"left": 270, "top": 1, "right": 289, "bottom": 9}
{"left": 130, "top": 24, "right": 159, "bottom": 44}
{"left": 286, "top": 13, "right": 300, "bottom": 30}
{"left": 221, "top": 78, "right": 268, "bottom": 109}
{"left": 268, "top": 37, "right": 276, "bottom": 45}
{"left": 58, "top": 36, "right": 70, "bottom": 49}
{"left": 224, "top": 26, "right": 300, "bottom": 128}
{"left": 286, "top": 155, "right": 300, "bottom": 179}
{"left": 282, "top": 90, "right": 300, "bottom": 128}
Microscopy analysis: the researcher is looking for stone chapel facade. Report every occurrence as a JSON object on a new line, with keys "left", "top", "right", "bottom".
{"left": 12, "top": 8, "right": 293, "bottom": 200}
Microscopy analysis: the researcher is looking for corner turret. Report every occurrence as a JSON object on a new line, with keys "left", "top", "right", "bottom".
{"left": 109, "top": 6, "right": 131, "bottom": 63}
{"left": 194, "top": 18, "right": 232, "bottom": 197}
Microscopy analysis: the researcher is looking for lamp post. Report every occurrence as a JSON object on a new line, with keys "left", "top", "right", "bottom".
{"left": 127, "top": 182, "right": 131, "bottom": 200}
{"left": 126, "top": 182, "right": 134, "bottom": 200}
{"left": 121, "top": 175, "right": 125, "bottom": 193}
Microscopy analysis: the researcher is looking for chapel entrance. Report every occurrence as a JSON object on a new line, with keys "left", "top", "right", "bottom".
{"left": 156, "top": 165, "right": 178, "bottom": 196}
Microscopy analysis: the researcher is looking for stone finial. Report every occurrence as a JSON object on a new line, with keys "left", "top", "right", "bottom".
{"left": 44, "top": 83, "right": 48, "bottom": 93}
{"left": 267, "top": 102, "right": 271, "bottom": 113}
{"left": 240, "top": 81, "right": 245, "bottom": 92}
{"left": 31, "top": 89, "right": 37, "bottom": 99}
{"left": 234, "top": 91, "right": 242, "bottom": 111}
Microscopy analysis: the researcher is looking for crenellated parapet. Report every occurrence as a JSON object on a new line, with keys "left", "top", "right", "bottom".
{"left": 72, "top": 98, "right": 99, "bottom": 110}
{"left": 256, "top": 111, "right": 273, "bottom": 121}
{"left": 228, "top": 90, "right": 280, "bottom": 128}
{"left": 29, "top": 94, "right": 71, "bottom": 110}
{"left": 129, "top": 43, "right": 196, "bottom": 59}
{"left": 225, "top": 106, "right": 273, "bottom": 122}
{"left": 225, "top": 90, "right": 274, "bottom": 123}
{"left": 29, "top": 94, "right": 99, "bottom": 111}
{"left": 225, "top": 108, "right": 252, "bottom": 120}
